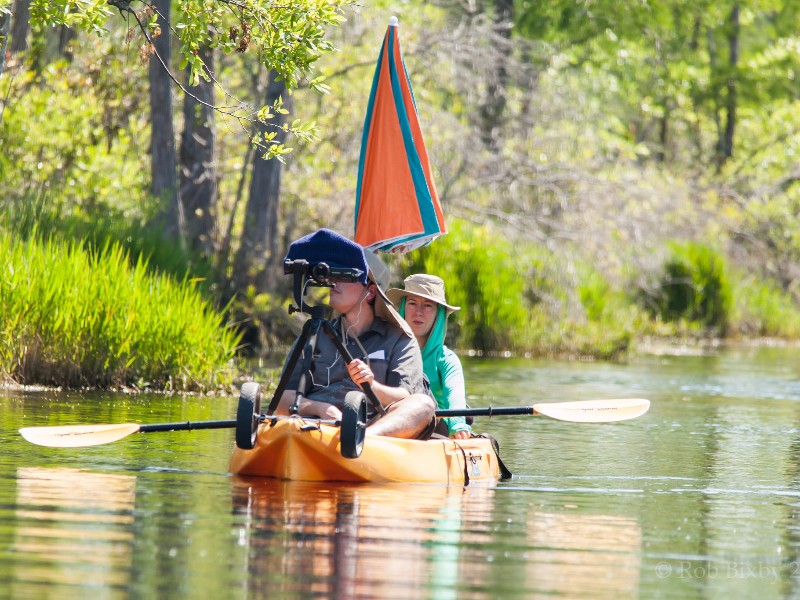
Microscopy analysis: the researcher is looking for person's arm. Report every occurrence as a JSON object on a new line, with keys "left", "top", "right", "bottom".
{"left": 347, "top": 358, "right": 410, "bottom": 407}
{"left": 440, "top": 351, "right": 471, "bottom": 438}
{"left": 347, "top": 330, "right": 426, "bottom": 408}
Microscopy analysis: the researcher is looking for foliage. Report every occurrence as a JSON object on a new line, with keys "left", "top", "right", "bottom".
{"left": 578, "top": 270, "right": 617, "bottom": 322}
{"left": 650, "top": 242, "right": 733, "bottom": 332}
{"left": 515, "top": 0, "right": 800, "bottom": 167}
{"left": 233, "top": 285, "right": 301, "bottom": 353}
{"left": 0, "top": 232, "right": 240, "bottom": 389}
{"left": 396, "top": 220, "right": 637, "bottom": 358}
{"left": 0, "top": 49, "right": 219, "bottom": 282}
{"left": 0, "top": 55, "right": 151, "bottom": 229}
{"left": 398, "top": 220, "right": 530, "bottom": 352}
{"left": 730, "top": 272, "right": 800, "bottom": 338}
{"left": 2, "top": 0, "right": 353, "bottom": 157}
{"left": 1, "top": 62, "right": 148, "bottom": 197}
{"left": 732, "top": 183, "right": 800, "bottom": 292}
{"left": 4, "top": 0, "right": 800, "bottom": 378}
{"left": 16, "top": 0, "right": 351, "bottom": 89}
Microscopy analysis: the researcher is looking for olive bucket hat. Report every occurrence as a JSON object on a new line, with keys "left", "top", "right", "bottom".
{"left": 387, "top": 274, "right": 460, "bottom": 315}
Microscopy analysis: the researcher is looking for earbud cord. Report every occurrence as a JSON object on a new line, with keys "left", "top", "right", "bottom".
{"left": 323, "top": 285, "right": 371, "bottom": 387}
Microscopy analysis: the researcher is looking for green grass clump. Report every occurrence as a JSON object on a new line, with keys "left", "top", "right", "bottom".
{"left": 0, "top": 233, "right": 240, "bottom": 390}
{"left": 730, "top": 273, "right": 800, "bottom": 338}
{"left": 652, "top": 242, "right": 733, "bottom": 333}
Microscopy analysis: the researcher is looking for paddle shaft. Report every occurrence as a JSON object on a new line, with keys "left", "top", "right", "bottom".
{"left": 134, "top": 407, "right": 526, "bottom": 434}
{"left": 139, "top": 407, "right": 535, "bottom": 433}
{"left": 139, "top": 419, "right": 236, "bottom": 433}
{"left": 19, "top": 398, "right": 648, "bottom": 447}
{"left": 436, "top": 407, "right": 534, "bottom": 417}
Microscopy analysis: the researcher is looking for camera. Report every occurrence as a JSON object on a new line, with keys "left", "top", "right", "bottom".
{"left": 283, "top": 259, "right": 364, "bottom": 285}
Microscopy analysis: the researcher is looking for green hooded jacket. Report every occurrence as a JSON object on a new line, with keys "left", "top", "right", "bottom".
{"left": 399, "top": 298, "right": 470, "bottom": 436}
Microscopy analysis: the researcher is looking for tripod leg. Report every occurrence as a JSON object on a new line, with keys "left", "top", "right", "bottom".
{"left": 291, "top": 321, "right": 323, "bottom": 414}
{"left": 265, "top": 319, "right": 320, "bottom": 415}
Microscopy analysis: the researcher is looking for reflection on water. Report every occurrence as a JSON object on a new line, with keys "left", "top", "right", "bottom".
{"left": 229, "top": 477, "right": 643, "bottom": 598}
{"left": 2, "top": 465, "right": 647, "bottom": 598}
{"left": 12, "top": 467, "right": 136, "bottom": 597}
{"left": 230, "top": 477, "right": 497, "bottom": 598}
{"left": 6, "top": 346, "right": 800, "bottom": 597}
{"left": 527, "top": 511, "right": 641, "bottom": 598}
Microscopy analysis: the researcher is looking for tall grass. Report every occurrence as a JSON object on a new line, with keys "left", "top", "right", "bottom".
{"left": 730, "top": 273, "right": 800, "bottom": 338}
{"left": 0, "top": 233, "right": 240, "bottom": 390}
{"left": 2, "top": 188, "right": 212, "bottom": 289}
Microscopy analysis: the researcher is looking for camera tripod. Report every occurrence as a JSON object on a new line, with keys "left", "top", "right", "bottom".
{"left": 235, "top": 260, "right": 386, "bottom": 458}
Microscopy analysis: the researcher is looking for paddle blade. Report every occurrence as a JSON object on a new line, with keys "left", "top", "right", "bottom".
{"left": 19, "top": 423, "right": 142, "bottom": 447}
{"left": 532, "top": 398, "right": 650, "bottom": 423}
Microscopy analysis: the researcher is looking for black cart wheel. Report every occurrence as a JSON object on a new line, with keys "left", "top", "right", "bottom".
{"left": 236, "top": 382, "right": 262, "bottom": 450}
{"left": 341, "top": 391, "right": 367, "bottom": 459}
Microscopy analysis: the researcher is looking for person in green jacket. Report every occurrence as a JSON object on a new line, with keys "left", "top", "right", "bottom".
{"left": 388, "top": 274, "right": 472, "bottom": 439}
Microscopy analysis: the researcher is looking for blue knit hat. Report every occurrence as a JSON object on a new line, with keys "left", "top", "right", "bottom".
{"left": 284, "top": 228, "right": 368, "bottom": 284}
{"left": 285, "top": 229, "right": 412, "bottom": 337}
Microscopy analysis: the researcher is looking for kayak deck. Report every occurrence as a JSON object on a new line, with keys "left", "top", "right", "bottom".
{"left": 228, "top": 417, "right": 500, "bottom": 484}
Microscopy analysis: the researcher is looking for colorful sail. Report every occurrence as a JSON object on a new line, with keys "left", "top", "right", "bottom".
{"left": 354, "top": 17, "right": 446, "bottom": 254}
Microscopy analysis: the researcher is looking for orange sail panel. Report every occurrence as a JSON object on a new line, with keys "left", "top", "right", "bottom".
{"left": 354, "top": 19, "right": 446, "bottom": 254}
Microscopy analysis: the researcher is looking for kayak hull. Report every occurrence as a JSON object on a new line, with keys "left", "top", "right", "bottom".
{"left": 228, "top": 417, "right": 500, "bottom": 484}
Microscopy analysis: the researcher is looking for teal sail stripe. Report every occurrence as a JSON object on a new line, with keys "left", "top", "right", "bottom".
{"left": 395, "top": 27, "right": 441, "bottom": 251}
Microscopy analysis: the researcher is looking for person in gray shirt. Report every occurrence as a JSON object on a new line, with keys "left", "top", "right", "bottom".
{"left": 275, "top": 234, "right": 436, "bottom": 440}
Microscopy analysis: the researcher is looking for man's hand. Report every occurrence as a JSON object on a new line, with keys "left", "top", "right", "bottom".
{"left": 347, "top": 358, "right": 411, "bottom": 408}
{"left": 346, "top": 358, "right": 374, "bottom": 388}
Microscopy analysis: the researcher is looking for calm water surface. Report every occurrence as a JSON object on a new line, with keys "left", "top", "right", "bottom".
{"left": 2, "top": 345, "right": 800, "bottom": 598}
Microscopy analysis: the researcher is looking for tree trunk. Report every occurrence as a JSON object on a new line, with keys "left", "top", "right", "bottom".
{"left": 687, "top": 14, "right": 704, "bottom": 163}
{"left": 479, "top": 0, "right": 513, "bottom": 149}
{"left": 722, "top": 4, "right": 739, "bottom": 162}
{"left": 217, "top": 141, "right": 253, "bottom": 307}
{"left": 57, "top": 23, "right": 75, "bottom": 61}
{"left": 707, "top": 26, "right": 724, "bottom": 168}
{"left": 9, "top": 0, "right": 29, "bottom": 54}
{"left": 233, "top": 69, "right": 289, "bottom": 292}
{"left": 656, "top": 112, "right": 669, "bottom": 163}
{"left": 0, "top": 10, "right": 9, "bottom": 76}
{"left": 149, "top": 0, "right": 180, "bottom": 242}
{"left": 179, "top": 46, "right": 216, "bottom": 260}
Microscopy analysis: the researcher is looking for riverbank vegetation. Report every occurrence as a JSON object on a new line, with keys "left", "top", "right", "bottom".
{"left": 0, "top": 232, "right": 240, "bottom": 389}
{"left": 2, "top": 0, "right": 800, "bottom": 388}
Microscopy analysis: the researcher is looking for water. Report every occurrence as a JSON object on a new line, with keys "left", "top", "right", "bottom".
{"left": 2, "top": 345, "right": 800, "bottom": 598}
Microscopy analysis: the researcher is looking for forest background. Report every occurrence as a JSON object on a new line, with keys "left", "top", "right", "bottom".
{"left": 2, "top": 0, "right": 800, "bottom": 390}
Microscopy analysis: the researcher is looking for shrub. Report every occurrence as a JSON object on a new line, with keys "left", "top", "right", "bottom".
{"left": 731, "top": 273, "right": 800, "bottom": 338}
{"left": 652, "top": 242, "right": 732, "bottom": 333}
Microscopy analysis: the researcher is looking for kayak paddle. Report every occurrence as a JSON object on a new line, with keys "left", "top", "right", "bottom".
{"left": 438, "top": 397, "right": 651, "bottom": 423}
{"left": 19, "top": 398, "right": 650, "bottom": 448}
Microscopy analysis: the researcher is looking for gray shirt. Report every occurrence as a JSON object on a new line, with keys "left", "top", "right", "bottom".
{"left": 286, "top": 316, "right": 425, "bottom": 408}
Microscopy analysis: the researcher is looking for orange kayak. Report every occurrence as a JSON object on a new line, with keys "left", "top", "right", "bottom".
{"left": 228, "top": 417, "right": 501, "bottom": 484}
